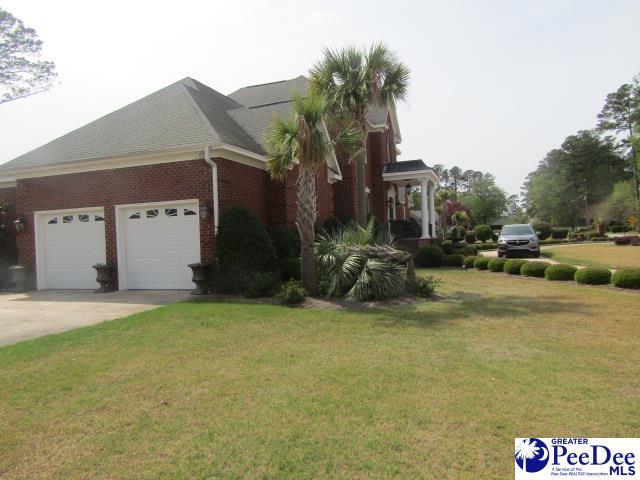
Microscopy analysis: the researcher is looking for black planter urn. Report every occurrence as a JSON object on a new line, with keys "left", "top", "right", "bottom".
{"left": 9, "top": 265, "right": 30, "bottom": 292}
{"left": 92, "top": 264, "right": 116, "bottom": 293}
{"left": 188, "top": 263, "right": 211, "bottom": 295}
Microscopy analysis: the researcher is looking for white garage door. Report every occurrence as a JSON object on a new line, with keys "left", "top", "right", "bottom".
{"left": 42, "top": 210, "right": 106, "bottom": 289}
{"left": 122, "top": 203, "right": 200, "bottom": 289}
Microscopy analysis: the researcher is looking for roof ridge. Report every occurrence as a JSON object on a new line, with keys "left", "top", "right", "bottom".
{"left": 178, "top": 83, "right": 221, "bottom": 145}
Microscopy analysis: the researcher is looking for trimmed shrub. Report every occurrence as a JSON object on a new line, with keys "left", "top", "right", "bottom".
{"left": 476, "top": 242, "right": 498, "bottom": 251}
{"left": 533, "top": 222, "right": 552, "bottom": 240}
{"left": 451, "top": 248, "right": 466, "bottom": 256}
{"left": 441, "top": 239, "right": 454, "bottom": 254}
{"left": 574, "top": 267, "right": 611, "bottom": 285}
{"left": 415, "top": 275, "right": 440, "bottom": 297}
{"left": 551, "top": 227, "right": 570, "bottom": 239}
{"left": 444, "top": 254, "right": 464, "bottom": 267}
{"left": 504, "top": 259, "right": 526, "bottom": 275}
{"left": 415, "top": 244, "right": 445, "bottom": 268}
{"left": 463, "top": 244, "right": 478, "bottom": 256}
{"left": 613, "top": 235, "right": 639, "bottom": 245}
{"left": 544, "top": 264, "right": 577, "bottom": 281}
{"left": 589, "top": 236, "right": 608, "bottom": 242}
{"left": 521, "top": 261, "right": 549, "bottom": 278}
{"left": 474, "top": 224, "right": 492, "bottom": 242}
{"left": 244, "top": 272, "right": 280, "bottom": 298}
{"left": 464, "top": 231, "right": 476, "bottom": 244}
{"left": 213, "top": 207, "right": 279, "bottom": 293}
{"left": 279, "top": 257, "right": 300, "bottom": 281}
{"left": 609, "top": 224, "right": 628, "bottom": 233}
{"left": 269, "top": 226, "right": 300, "bottom": 259}
{"left": 612, "top": 269, "right": 640, "bottom": 289}
{"left": 278, "top": 279, "right": 307, "bottom": 304}
{"left": 487, "top": 258, "right": 506, "bottom": 272}
{"left": 463, "top": 255, "right": 477, "bottom": 268}
{"left": 474, "top": 257, "right": 491, "bottom": 270}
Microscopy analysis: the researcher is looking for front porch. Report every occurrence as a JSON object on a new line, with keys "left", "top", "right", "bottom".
{"left": 382, "top": 159, "right": 439, "bottom": 246}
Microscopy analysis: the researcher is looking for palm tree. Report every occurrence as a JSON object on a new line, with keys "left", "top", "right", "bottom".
{"left": 310, "top": 43, "right": 410, "bottom": 227}
{"left": 266, "top": 93, "right": 359, "bottom": 295}
{"left": 515, "top": 438, "right": 541, "bottom": 473}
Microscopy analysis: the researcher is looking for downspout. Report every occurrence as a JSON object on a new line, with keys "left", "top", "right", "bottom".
{"left": 203, "top": 147, "right": 219, "bottom": 233}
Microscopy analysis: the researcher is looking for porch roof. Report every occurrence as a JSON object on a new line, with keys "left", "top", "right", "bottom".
{"left": 382, "top": 159, "right": 439, "bottom": 185}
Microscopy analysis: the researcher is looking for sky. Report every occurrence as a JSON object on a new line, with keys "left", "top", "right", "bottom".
{"left": 0, "top": 0, "right": 638, "bottom": 196}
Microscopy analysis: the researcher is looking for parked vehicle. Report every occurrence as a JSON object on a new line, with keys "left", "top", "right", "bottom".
{"left": 497, "top": 224, "right": 540, "bottom": 258}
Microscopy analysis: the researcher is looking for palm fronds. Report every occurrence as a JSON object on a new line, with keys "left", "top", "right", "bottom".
{"left": 315, "top": 219, "right": 410, "bottom": 301}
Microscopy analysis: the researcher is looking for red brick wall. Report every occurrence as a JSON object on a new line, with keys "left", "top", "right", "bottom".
{"left": 266, "top": 164, "right": 335, "bottom": 228}
{"left": 14, "top": 158, "right": 271, "bottom": 288}
{"left": 0, "top": 186, "right": 18, "bottom": 266}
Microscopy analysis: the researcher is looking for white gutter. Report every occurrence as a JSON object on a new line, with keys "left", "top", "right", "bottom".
{"left": 203, "top": 147, "right": 219, "bottom": 233}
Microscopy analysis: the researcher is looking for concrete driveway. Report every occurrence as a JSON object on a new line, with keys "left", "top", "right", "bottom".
{"left": 0, "top": 290, "right": 191, "bottom": 347}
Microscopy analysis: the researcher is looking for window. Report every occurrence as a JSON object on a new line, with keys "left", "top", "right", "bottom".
{"left": 184, "top": 208, "right": 197, "bottom": 216}
{"left": 78, "top": 214, "right": 90, "bottom": 223}
{"left": 129, "top": 212, "right": 141, "bottom": 220}
{"left": 165, "top": 208, "right": 178, "bottom": 217}
{"left": 146, "top": 209, "right": 159, "bottom": 218}
{"left": 62, "top": 215, "right": 73, "bottom": 224}
{"left": 47, "top": 217, "right": 58, "bottom": 225}
{"left": 95, "top": 214, "right": 105, "bottom": 222}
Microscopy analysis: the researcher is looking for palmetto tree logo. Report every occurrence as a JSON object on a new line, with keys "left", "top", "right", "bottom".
{"left": 515, "top": 438, "right": 549, "bottom": 473}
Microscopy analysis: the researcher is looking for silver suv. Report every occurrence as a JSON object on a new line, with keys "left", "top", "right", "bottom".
{"left": 497, "top": 224, "right": 540, "bottom": 258}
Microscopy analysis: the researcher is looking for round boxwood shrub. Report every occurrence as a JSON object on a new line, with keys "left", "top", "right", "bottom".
{"left": 444, "top": 254, "right": 464, "bottom": 267}
{"left": 544, "top": 263, "right": 577, "bottom": 281}
{"left": 441, "top": 239, "right": 454, "bottom": 254}
{"left": 463, "top": 244, "right": 477, "bottom": 256}
{"left": 474, "top": 257, "right": 491, "bottom": 270}
{"left": 474, "top": 224, "right": 492, "bottom": 242}
{"left": 463, "top": 255, "right": 477, "bottom": 268}
{"left": 612, "top": 269, "right": 640, "bottom": 289}
{"left": 415, "top": 244, "right": 445, "bottom": 268}
{"left": 521, "top": 261, "right": 549, "bottom": 278}
{"left": 504, "top": 259, "right": 526, "bottom": 275}
{"left": 533, "top": 221, "right": 552, "bottom": 240}
{"left": 488, "top": 258, "right": 506, "bottom": 272}
{"left": 214, "top": 206, "right": 279, "bottom": 293}
{"left": 574, "top": 267, "right": 611, "bottom": 285}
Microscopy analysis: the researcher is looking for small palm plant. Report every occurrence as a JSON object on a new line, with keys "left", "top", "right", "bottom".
{"left": 266, "top": 93, "right": 359, "bottom": 295}
{"left": 515, "top": 438, "right": 541, "bottom": 473}
{"left": 315, "top": 219, "right": 414, "bottom": 301}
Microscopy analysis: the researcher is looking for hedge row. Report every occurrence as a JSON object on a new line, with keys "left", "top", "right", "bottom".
{"left": 459, "top": 256, "right": 640, "bottom": 290}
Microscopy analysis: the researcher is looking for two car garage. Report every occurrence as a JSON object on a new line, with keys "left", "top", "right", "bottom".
{"left": 36, "top": 201, "right": 201, "bottom": 290}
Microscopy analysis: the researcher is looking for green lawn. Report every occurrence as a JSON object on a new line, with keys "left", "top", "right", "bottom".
{"left": 542, "top": 242, "right": 640, "bottom": 269}
{"left": 1, "top": 270, "right": 639, "bottom": 479}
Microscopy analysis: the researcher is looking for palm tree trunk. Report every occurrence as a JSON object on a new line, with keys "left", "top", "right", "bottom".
{"left": 355, "top": 127, "right": 368, "bottom": 227}
{"left": 297, "top": 167, "right": 318, "bottom": 295}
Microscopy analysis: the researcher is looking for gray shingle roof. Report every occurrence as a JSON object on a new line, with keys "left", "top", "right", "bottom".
{"left": 0, "top": 75, "right": 396, "bottom": 173}
{"left": 382, "top": 159, "right": 430, "bottom": 174}
{"left": 228, "top": 76, "right": 308, "bottom": 108}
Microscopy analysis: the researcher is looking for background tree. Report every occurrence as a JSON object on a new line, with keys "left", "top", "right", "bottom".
{"left": 597, "top": 76, "right": 640, "bottom": 222}
{"left": 266, "top": 93, "right": 358, "bottom": 295}
{"left": 0, "top": 7, "right": 57, "bottom": 104}
{"left": 460, "top": 174, "right": 507, "bottom": 224}
{"left": 522, "top": 132, "right": 626, "bottom": 226}
{"left": 449, "top": 166, "right": 463, "bottom": 201}
{"left": 310, "top": 43, "right": 410, "bottom": 227}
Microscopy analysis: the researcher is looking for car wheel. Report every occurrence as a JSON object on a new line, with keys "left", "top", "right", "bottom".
{"left": 497, "top": 251, "right": 503, "bottom": 258}
{"left": 532, "top": 251, "right": 540, "bottom": 258}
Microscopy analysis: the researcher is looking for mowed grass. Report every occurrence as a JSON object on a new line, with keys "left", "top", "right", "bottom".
{"left": 1, "top": 270, "right": 639, "bottom": 479}
{"left": 542, "top": 242, "right": 640, "bottom": 269}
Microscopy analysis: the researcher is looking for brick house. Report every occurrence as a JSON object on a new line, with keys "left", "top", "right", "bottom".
{"left": 0, "top": 76, "right": 438, "bottom": 290}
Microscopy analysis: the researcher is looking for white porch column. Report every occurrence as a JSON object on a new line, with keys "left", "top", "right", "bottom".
{"left": 428, "top": 181, "right": 436, "bottom": 238}
{"left": 420, "top": 177, "right": 430, "bottom": 239}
